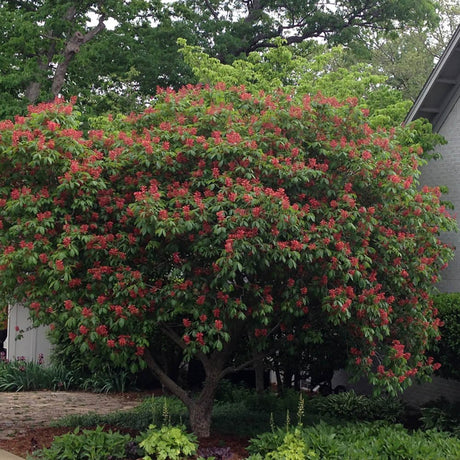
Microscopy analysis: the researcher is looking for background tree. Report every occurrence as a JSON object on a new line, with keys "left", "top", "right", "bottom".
{"left": 172, "top": 0, "right": 439, "bottom": 61}
{"left": 0, "top": 0, "right": 442, "bottom": 119}
{"left": 0, "top": 85, "right": 455, "bottom": 435}
{"left": 0, "top": 0, "right": 176, "bottom": 118}
{"left": 362, "top": 0, "right": 460, "bottom": 101}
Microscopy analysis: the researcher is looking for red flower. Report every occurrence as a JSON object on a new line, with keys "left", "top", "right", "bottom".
{"left": 196, "top": 332, "right": 205, "bottom": 345}
{"left": 215, "top": 320, "right": 223, "bottom": 330}
{"left": 96, "top": 325, "right": 108, "bottom": 336}
{"left": 55, "top": 260, "right": 64, "bottom": 271}
{"left": 79, "top": 325, "right": 88, "bottom": 335}
{"left": 196, "top": 295, "right": 206, "bottom": 305}
{"left": 183, "top": 318, "right": 192, "bottom": 327}
{"left": 135, "top": 346, "right": 145, "bottom": 356}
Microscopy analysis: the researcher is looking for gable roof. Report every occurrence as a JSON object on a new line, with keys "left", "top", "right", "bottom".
{"left": 406, "top": 25, "right": 460, "bottom": 131}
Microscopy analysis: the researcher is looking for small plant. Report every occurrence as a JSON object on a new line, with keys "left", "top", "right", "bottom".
{"left": 139, "top": 424, "right": 198, "bottom": 460}
{"left": 29, "top": 426, "right": 135, "bottom": 459}
{"left": 420, "top": 399, "right": 460, "bottom": 435}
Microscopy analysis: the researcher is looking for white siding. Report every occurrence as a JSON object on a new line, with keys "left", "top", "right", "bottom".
{"left": 421, "top": 96, "right": 460, "bottom": 292}
{"left": 6, "top": 304, "right": 53, "bottom": 365}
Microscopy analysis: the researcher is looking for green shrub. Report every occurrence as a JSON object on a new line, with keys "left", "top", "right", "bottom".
{"left": 0, "top": 356, "right": 80, "bottom": 391}
{"left": 431, "top": 293, "right": 460, "bottom": 380}
{"left": 139, "top": 424, "right": 198, "bottom": 460}
{"left": 307, "top": 391, "right": 405, "bottom": 422}
{"left": 0, "top": 354, "right": 138, "bottom": 393}
{"left": 28, "top": 426, "right": 136, "bottom": 459}
{"left": 420, "top": 399, "right": 460, "bottom": 435}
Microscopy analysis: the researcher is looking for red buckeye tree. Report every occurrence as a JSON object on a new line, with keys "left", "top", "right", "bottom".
{"left": 0, "top": 87, "right": 455, "bottom": 436}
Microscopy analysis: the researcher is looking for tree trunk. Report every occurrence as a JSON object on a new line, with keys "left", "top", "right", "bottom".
{"left": 188, "top": 397, "right": 214, "bottom": 438}
{"left": 143, "top": 348, "right": 222, "bottom": 438}
{"left": 253, "top": 356, "right": 265, "bottom": 393}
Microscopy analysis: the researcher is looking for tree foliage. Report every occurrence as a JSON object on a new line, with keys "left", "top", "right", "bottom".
{"left": 0, "top": 87, "right": 455, "bottom": 435}
{"left": 173, "top": 0, "right": 439, "bottom": 61}
{"left": 0, "top": 0, "right": 442, "bottom": 119}
{"left": 362, "top": 0, "right": 460, "bottom": 101}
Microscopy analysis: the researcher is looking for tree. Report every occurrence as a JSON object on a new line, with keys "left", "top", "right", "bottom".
{"left": 0, "top": 1, "right": 178, "bottom": 118}
{"left": 0, "top": 0, "right": 441, "bottom": 119}
{"left": 362, "top": 0, "right": 460, "bottom": 101}
{"left": 173, "top": 0, "right": 439, "bottom": 61}
{"left": 178, "top": 38, "right": 414, "bottom": 127}
{"left": 0, "top": 87, "right": 455, "bottom": 436}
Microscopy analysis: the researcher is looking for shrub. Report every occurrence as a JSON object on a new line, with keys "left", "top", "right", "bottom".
{"left": 29, "top": 426, "right": 136, "bottom": 459}
{"left": 420, "top": 398, "right": 460, "bottom": 436}
{"left": 0, "top": 86, "right": 455, "bottom": 436}
{"left": 431, "top": 293, "right": 460, "bottom": 380}
{"left": 138, "top": 424, "right": 198, "bottom": 460}
{"left": 0, "top": 355, "right": 80, "bottom": 391}
{"left": 307, "top": 390, "right": 405, "bottom": 422}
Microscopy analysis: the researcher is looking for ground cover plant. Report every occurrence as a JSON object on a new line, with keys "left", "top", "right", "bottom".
{"left": 31, "top": 391, "right": 460, "bottom": 459}
{"left": 246, "top": 421, "right": 460, "bottom": 459}
{"left": 28, "top": 426, "right": 138, "bottom": 460}
{"left": 0, "top": 85, "right": 455, "bottom": 436}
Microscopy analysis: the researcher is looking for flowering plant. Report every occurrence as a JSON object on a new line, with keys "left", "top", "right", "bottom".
{"left": 0, "top": 87, "right": 455, "bottom": 435}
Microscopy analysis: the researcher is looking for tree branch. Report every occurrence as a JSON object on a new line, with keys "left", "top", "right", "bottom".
{"left": 203, "top": 0, "right": 220, "bottom": 21}
{"left": 143, "top": 348, "right": 192, "bottom": 406}
{"left": 219, "top": 350, "right": 268, "bottom": 379}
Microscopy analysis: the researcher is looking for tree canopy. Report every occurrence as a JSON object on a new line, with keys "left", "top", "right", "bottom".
{"left": 0, "top": 0, "right": 442, "bottom": 118}
{"left": 0, "top": 86, "right": 455, "bottom": 435}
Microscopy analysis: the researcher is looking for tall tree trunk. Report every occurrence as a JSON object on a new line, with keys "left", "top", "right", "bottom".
{"left": 187, "top": 369, "right": 221, "bottom": 438}
{"left": 25, "top": 82, "right": 42, "bottom": 104}
{"left": 253, "top": 355, "right": 265, "bottom": 393}
{"left": 25, "top": 7, "right": 105, "bottom": 103}
{"left": 51, "top": 15, "right": 106, "bottom": 98}
{"left": 144, "top": 348, "right": 222, "bottom": 438}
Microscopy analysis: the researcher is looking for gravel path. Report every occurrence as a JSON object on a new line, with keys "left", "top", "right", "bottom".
{"left": 0, "top": 391, "right": 144, "bottom": 439}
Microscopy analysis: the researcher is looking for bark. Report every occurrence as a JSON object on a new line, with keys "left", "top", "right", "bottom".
{"left": 25, "top": 82, "right": 42, "bottom": 104}
{"left": 144, "top": 324, "right": 267, "bottom": 437}
{"left": 253, "top": 355, "right": 265, "bottom": 393}
{"left": 51, "top": 15, "right": 106, "bottom": 97}
{"left": 187, "top": 369, "right": 220, "bottom": 438}
{"left": 144, "top": 348, "right": 221, "bottom": 437}
{"left": 25, "top": 7, "right": 106, "bottom": 103}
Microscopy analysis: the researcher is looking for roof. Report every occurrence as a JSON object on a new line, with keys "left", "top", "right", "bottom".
{"left": 406, "top": 25, "right": 460, "bottom": 131}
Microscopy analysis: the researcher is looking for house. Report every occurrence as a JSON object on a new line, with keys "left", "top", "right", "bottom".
{"left": 406, "top": 24, "right": 460, "bottom": 292}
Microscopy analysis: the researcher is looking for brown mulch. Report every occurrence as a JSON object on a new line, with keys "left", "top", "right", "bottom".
{"left": 0, "top": 425, "right": 250, "bottom": 459}
{"left": 0, "top": 390, "right": 250, "bottom": 459}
